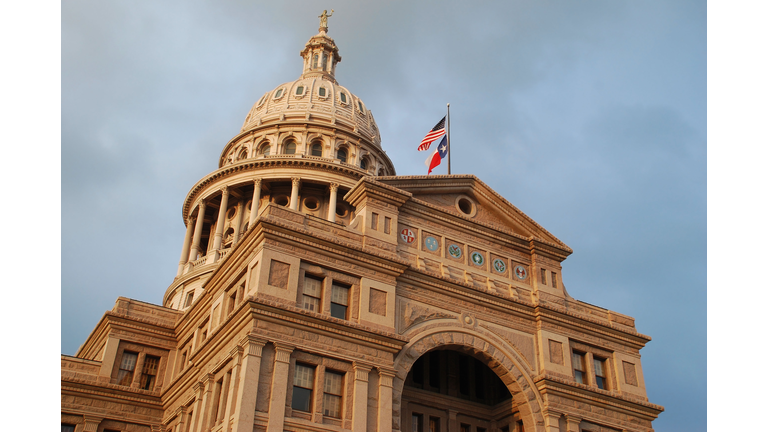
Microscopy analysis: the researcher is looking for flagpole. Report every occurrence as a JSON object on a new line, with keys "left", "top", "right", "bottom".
{"left": 446, "top": 103, "right": 451, "bottom": 175}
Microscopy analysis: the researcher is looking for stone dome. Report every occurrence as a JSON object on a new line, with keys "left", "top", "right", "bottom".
{"left": 240, "top": 31, "right": 382, "bottom": 148}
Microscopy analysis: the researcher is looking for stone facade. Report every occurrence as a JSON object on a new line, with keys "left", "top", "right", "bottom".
{"left": 62, "top": 22, "right": 663, "bottom": 432}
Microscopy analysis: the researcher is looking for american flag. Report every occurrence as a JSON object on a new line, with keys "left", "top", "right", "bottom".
{"left": 417, "top": 116, "right": 446, "bottom": 151}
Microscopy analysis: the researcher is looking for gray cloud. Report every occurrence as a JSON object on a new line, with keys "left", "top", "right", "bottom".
{"left": 62, "top": 2, "right": 705, "bottom": 430}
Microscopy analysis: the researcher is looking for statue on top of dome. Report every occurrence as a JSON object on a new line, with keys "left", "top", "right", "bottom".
{"left": 318, "top": 9, "right": 333, "bottom": 32}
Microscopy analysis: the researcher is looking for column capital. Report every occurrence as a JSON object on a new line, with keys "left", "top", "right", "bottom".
{"left": 274, "top": 342, "right": 295, "bottom": 363}
{"left": 200, "top": 373, "right": 216, "bottom": 388}
{"left": 175, "top": 404, "right": 187, "bottom": 417}
{"left": 253, "top": 178, "right": 262, "bottom": 186}
{"left": 197, "top": 200, "right": 207, "bottom": 211}
{"left": 329, "top": 183, "right": 339, "bottom": 192}
{"left": 239, "top": 334, "right": 268, "bottom": 357}
{"left": 230, "top": 345, "right": 244, "bottom": 360}
{"left": 291, "top": 177, "right": 301, "bottom": 186}
{"left": 377, "top": 367, "right": 396, "bottom": 387}
{"left": 353, "top": 362, "right": 373, "bottom": 380}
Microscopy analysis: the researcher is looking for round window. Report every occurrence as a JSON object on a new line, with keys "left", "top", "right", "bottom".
{"left": 456, "top": 196, "right": 476, "bottom": 217}
{"left": 335, "top": 204, "right": 349, "bottom": 217}
{"left": 304, "top": 197, "right": 319, "bottom": 211}
{"left": 226, "top": 207, "right": 237, "bottom": 220}
{"left": 274, "top": 196, "right": 289, "bottom": 207}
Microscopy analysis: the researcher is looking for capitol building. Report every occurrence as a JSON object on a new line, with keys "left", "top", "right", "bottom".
{"left": 61, "top": 18, "right": 663, "bottom": 432}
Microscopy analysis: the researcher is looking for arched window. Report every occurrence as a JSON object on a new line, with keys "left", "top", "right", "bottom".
{"left": 259, "top": 143, "right": 271, "bottom": 156}
{"left": 337, "top": 148, "right": 348, "bottom": 163}
{"left": 360, "top": 158, "right": 368, "bottom": 170}
{"left": 322, "top": 53, "right": 328, "bottom": 71}
{"left": 312, "top": 54, "right": 318, "bottom": 69}
{"left": 284, "top": 141, "right": 296, "bottom": 155}
{"left": 238, "top": 148, "right": 248, "bottom": 160}
{"left": 310, "top": 142, "right": 322, "bottom": 157}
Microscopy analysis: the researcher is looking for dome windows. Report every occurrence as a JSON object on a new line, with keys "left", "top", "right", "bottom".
{"left": 237, "top": 148, "right": 248, "bottom": 161}
{"left": 312, "top": 54, "right": 319, "bottom": 69}
{"left": 337, "top": 148, "right": 348, "bottom": 163}
{"left": 274, "top": 88, "right": 285, "bottom": 99}
{"left": 296, "top": 85, "right": 305, "bottom": 96}
{"left": 310, "top": 142, "right": 323, "bottom": 157}
{"left": 318, "top": 87, "right": 327, "bottom": 98}
{"left": 258, "top": 143, "right": 271, "bottom": 156}
{"left": 339, "top": 92, "right": 348, "bottom": 105}
{"left": 283, "top": 140, "right": 297, "bottom": 155}
{"left": 357, "top": 101, "right": 364, "bottom": 112}
{"left": 257, "top": 95, "right": 266, "bottom": 107}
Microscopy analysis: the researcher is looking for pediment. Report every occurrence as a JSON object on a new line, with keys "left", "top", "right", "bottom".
{"left": 376, "top": 175, "right": 570, "bottom": 253}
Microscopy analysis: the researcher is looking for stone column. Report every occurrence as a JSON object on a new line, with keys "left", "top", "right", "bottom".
{"left": 377, "top": 368, "right": 395, "bottom": 432}
{"left": 351, "top": 362, "right": 372, "bottom": 432}
{"left": 231, "top": 336, "right": 267, "bottom": 432}
{"left": 542, "top": 411, "right": 562, "bottom": 432}
{"left": 267, "top": 343, "right": 295, "bottom": 432}
{"left": 447, "top": 410, "right": 459, "bottom": 432}
{"left": 188, "top": 202, "right": 207, "bottom": 262}
{"left": 564, "top": 414, "right": 581, "bottom": 432}
{"left": 289, "top": 177, "right": 301, "bottom": 210}
{"left": 327, "top": 183, "right": 339, "bottom": 222}
{"left": 211, "top": 187, "right": 230, "bottom": 254}
{"left": 193, "top": 374, "right": 216, "bottom": 432}
{"left": 131, "top": 352, "right": 146, "bottom": 388}
{"left": 189, "top": 381, "right": 205, "bottom": 432}
{"left": 98, "top": 336, "right": 120, "bottom": 379}
{"left": 177, "top": 216, "right": 195, "bottom": 276}
{"left": 175, "top": 406, "right": 188, "bottom": 432}
{"left": 81, "top": 415, "right": 102, "bottom": 432}
{"left": 248, "top": 179, "right": 262, "bottom": 229}
{"left": 232, "top": 200, "right": 245, "bottom": 245}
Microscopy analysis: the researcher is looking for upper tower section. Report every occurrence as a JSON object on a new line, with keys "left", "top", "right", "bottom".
{"left": 299, "top": 13, "right": 341, "bottom": 83}
{"left": 226, "top": 13, "right": 389, "bottom": 175}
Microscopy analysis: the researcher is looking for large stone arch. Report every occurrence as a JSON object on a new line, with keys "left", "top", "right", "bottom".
{"left": 392, "top": 326, "right": 545, "bottom": 432}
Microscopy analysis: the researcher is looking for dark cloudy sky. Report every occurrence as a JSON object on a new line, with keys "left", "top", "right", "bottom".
{"left": 58, "top": 1, "right": 706, "bottom": 430}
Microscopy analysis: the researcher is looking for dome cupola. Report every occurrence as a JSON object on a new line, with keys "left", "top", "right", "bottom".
{"left": 165, "top": 15, "right": 396, "bottom": 309}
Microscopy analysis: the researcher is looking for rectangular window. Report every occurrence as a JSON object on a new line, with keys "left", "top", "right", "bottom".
{"left": 323, "top": 370, "right": 344, "bottom": 418}
{"left": 211, "top": 377, "right": 223, "bottom": 423}
{"left": 477, "top": 428, "right": 487, "bottom": 432}
{"left": 384, "top": 216, "right": 391, "bottom": 234}
{"left": 572, "top": 352, "right": 586, "bottom": 384}
{"left": 184, "top": 292, "right": 194, "bottom": 307}
{"left": 412, "top": 413, "right": 424, "bottom": 432}
{"left": 292, "top": 364, "right": 315, "bottom": 412}
{"left": 140, "top": 355, "right": 160, "bottom": 390}
{"left": 458, "top": 356, "right": 469, "bottom": 396}
{"left": 62, "top": 424, "right": 76, "bottom": 432}
{"left": 460, "top": 425, "right": 470, "bottom": 432}
{"left": 179, "top": 350, "right": 187, "bottom": 373}
{"left": 428, "top": 351, "right": 441, "bottom": 389}
{"left": 371, "top": 212, "right": 379, "bottom": 230}
{"left": 303, "top": 277, "right": 322, "bottom": 312}
{"left": 551, "top": 272, "right": 557, "bottom": 288}
{"left": 330, "top": 283, "right": 350, "bottom": 319}
{"left": 117, "top": 351, "right": 138, "bottom": 385}
{"left": 540, "top": 268, "right": 547, "bottom": 285}
{"left": 429, "top": 417, "right": 440, "bottom": 432}
{"left": 594, "top": 358, "right": 607, "bottom": 389}
{"left": 227, "top": 290, "right": 237, "bottom": 315}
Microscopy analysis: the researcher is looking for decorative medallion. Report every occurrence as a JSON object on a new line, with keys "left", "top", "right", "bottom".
{"left": 514, "top": 265, "right": 528, "bottom": 280}
{"left": 493, "top": 259, "right": 507, "bottom": 273}
{"left": 448, "top": 244, "right": 462, "bottom": 259}
{"left": 425, "top": 236, "right": 439, "bottom": 251}
{"left": 400, "top": 228, "right": 415, "bottom": 244}
{"left": 470, "top": 251, "right": 485, "bottom": 266}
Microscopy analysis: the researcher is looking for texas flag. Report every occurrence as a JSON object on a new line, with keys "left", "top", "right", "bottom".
{"left": 425, "top": 135, "right": 448, "bottom": 174}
